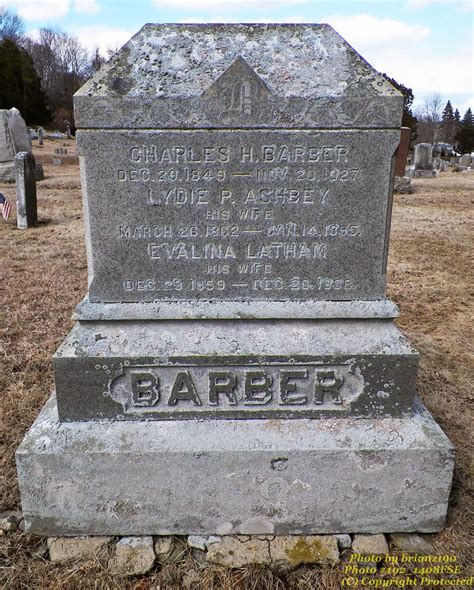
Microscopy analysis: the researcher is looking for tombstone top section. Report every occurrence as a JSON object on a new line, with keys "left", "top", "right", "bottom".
{"left": 74, "top": 24, "right": 402, "bottom": 129}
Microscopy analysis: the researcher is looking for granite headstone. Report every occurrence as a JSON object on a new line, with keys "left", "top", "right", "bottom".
{"left": 0, "top": 108, "right": 33, "bottom": 183}
{"left": 17, "top": 24, "right": 453, "bottom": 537}
{"left": 413, "top": 142, "right": 437, "bottom": 177}
{"left": 15, "top": 152, "right": 38, "bottom": 229}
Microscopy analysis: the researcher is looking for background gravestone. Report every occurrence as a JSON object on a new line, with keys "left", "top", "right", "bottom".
{"left": 15, "top": 152, "right": 38, "bottom": 229}
{"left": 413, "top": 142, "right": 437, "bottom": 177}
{"left": 394, "top": 126, "right": 411, "bottom": 177}
{"left": 17, "top": 24, "right": 453, "bottom": 537}
{"left": 0, "top": 108, "right": 33, "bottom": 183}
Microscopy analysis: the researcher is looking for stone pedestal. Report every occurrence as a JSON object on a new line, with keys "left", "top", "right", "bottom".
{"left": 17, "top": 395, "right": 453, "bottom": 536}
{"left": 16, "top": 24, "right": 453, "bottom": 537}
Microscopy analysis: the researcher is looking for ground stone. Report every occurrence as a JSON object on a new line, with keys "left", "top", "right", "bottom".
{"left": 0, "top": 511, "right": 22, "bottom": 532}
{"left": 188, "top": 535, "right": 221, "bottom": 550}
{"left": 206, "top": 536, "right": 272, "bottom": 567}
{"left": 394, "top": 175, "right": 413, "bottom": 194}
{"left": 269, "top": 535, "right": 339, "bottom": 574}
{"left": 206, "top": 535, "right": 339, "bottom": 571}
{"left": 109, "top": 536, "right": 155, "bottom": 575}
{"left": 187, "top": 535, "right": 207, "bottom": 550}
{"left": 352, "top": 534, "right": 389, "bottom": 556}
{"left": 154, "top": 536, "right": 185, "bottom": 564}
{"left": 335, "top": 534, "right": 352, "bottom": 550}
{"left": 47, "top": 536, "right": 111, "bottom": 563}
{"left": 389, "top": 533, "right": 435, "bottom": 554}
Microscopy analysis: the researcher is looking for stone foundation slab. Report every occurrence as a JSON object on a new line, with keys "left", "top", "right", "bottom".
{"left": 17, "top": 394, "right": 453, "bottom": 536}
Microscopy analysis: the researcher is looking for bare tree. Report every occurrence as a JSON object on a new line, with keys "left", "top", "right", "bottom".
{"left": 0, "top": 6, "right": 24, "bottom": 42}
{"left": 416, "top": 93, "right": 444, "bottom": 144}
{"left": 23, "top": 27, "right": 90, "bottom": 127}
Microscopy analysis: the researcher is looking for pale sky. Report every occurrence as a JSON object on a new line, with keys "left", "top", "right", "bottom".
{"left": 4, "top": 0, "right": 474, "bottom": 115}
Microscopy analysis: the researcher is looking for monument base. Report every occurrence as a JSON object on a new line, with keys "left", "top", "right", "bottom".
{"left": 17, "top": 394, "right": 453, "bottom": 536}
{"left": 414, "top": 169, "right": 438, "bottom": 178}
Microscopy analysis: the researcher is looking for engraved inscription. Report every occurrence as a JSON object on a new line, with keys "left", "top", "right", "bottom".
{"left": 107, "top": 362, "right": 364, "bottom": 416}
{"left": 203, "top": 56, "right": 272, "bottom": 123}
{"left": 85, "top": 129, "right": 393, "bottom": 302}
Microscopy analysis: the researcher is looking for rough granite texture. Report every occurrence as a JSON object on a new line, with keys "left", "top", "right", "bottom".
{"left": 74, "top": 24, "right": 403, "bottom": 129}
{"left": 47, "top": 536, "right": 111, "bottom": 563}
{"left": 109, "top": 536, "right": 155, "bottom": 575}
{"left": 206, "top": 535, "right": 340, "bottom": 571}
{"left": 73, "top": 297, "right": 400, "bottom": 321}
{"left": 16, "top": 395, "right": 454, "bottom": 536}
{"left": 77, "top": 128, "right": 399, "bottom": 304}
{"left": 53, "top": 319, "right": 419, "bottom": 421}
{"left": 15, "top": 152, "right": 37, "bottom": 229}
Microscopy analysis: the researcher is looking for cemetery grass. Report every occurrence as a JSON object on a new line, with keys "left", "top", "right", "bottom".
{"left": 0, "top": 142, "right": 473, "bottom": 589}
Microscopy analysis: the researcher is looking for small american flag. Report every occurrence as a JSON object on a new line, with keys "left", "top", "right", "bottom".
{"left": 0, "top": 193, "right": 11, "bottom": 220}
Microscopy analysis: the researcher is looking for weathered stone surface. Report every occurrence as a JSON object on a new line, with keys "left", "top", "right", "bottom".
{"left": 0, "top": 111, "right": 16, "bottom": 162}
{"left": 8, "top": 108, "right": 32, "bottom": 153}
{"left": 188, "top": 535, "right": 221, "bottom": 551}
{"left": 389, "top": 533, "right": 435, "bottom": 554}
{"left": 15, "top": 152, "right": 37, "bottom": 229}
{"left": 393, "top": 176, "right": 413, "bottom": 194}
{"left": 206, "top": 535, "right": 339, "bottom": 570}
{"left": 0, "top": 161, "right": 15, "bottom": 182}
{"left": 206, "top": 536, "right": 271, "bottom": 567}
{"left": 108, "top": 536, "right": 155, "bottom": 575}
{"left": 0, "top": 511, "right": 22, "bottom": 532}
{"left": 335, "top": 534, "right": 352, "bottom": 549}
{"left": 414, "top": 143, "right": 433, "bottom": 170}
{"left": 154, "top": 536, "right": 186, "bottom": 563}
{"left": 74, "top": 297, "right": 400, "bottom": 321}
{"left": 74, "top": 24, "right": 402, "bottom": 130}
{"left": 1, "top": 108, "right": 32, "bottom": 183}
{"left": 352, "top": 534, "right": 389, "bottom": 555}
{"left": 16, "top": 22, "right": 453, "bottom": 541}
{"left": 17, "top": 394, "right": 453, "bottom": 536}
{"left": 47, "top": 536, "right": 111, "bottom": 563}
{"left": 187, "top": 535, "right": 207, "bottom": 551}
{"left": 0, "top": 108, "right": 31, "bottom": 162}
{"left": 270, "top": 535, "right": 339, "bottom": 572}
{"left": 153, "top": 536, "right": 175, "bottom": 562}
{"left": 53, "top": 320, "right": 419, "bottom": 421}
{"left": 78, "top": 128, "right": 399, "bottom": 305}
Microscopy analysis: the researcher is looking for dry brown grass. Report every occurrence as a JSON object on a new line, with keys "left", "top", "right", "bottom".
{"left": 0, "top": 142, "right": 473, "bottom": 588}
